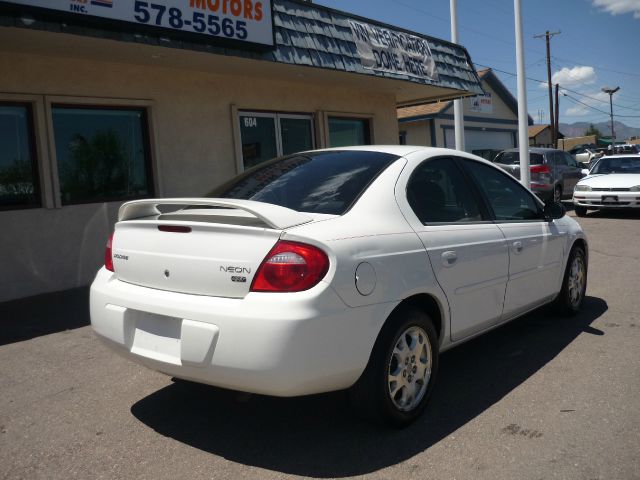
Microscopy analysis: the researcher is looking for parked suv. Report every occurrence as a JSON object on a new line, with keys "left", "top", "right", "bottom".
{"left": 493, "top": 148, "right": 585, "bottom": 203}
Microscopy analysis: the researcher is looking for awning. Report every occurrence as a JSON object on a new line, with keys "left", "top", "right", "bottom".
{"left": 0, "top": 0, "right": 484, "bottom": 105}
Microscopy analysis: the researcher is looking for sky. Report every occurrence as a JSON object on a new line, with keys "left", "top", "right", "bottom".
{"left": 314, "top": 0, "right": 640, "bottom": 129}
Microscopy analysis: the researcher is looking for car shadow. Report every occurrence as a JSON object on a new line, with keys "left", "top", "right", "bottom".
{"left": 0, "top": 286, "right": 90, "bottom": 346}
{"left": 131, "top": 296, "right": 607, "bottom": 478}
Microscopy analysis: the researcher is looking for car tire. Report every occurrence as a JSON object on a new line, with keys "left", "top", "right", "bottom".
{"left": 553, "top": 185, "right": 562, "bottom": 203}
{"left": 555, "top": 246, "right": 587, "bottom": 316}
{"left": 574, "top": 205, "right": 588, "bottom": 217}
{"left": 349, "top": 306, "right": 439, "bottom": 427}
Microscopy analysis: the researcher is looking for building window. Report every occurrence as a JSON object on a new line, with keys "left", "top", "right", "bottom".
{"left": 399, "top": 131, "right": 407, "bottom": 145}
{"left": 328, "top": 117, "right": 371, "bottom": 147}
{"left": 238, "top": 112, "right": 314, "bottom": 170}
{"left": 0, "top": 103, "right": 40, "bottom": 209}
{"left": 52, "top": 106, "right": 153, "bottom": 205}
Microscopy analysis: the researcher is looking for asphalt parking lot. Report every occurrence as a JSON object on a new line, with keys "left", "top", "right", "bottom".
{"left": 1, "top": 208, "right": 639, "bottom": 480}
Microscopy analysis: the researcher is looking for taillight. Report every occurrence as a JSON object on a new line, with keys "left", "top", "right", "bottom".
{"left": 530, "top": 165, "right": 551, "bottom": 174}
{"left": 105, "top": 232, "right": 114, "bottom": 272}
{"left": 250, "top": 240, "right": 329, "bottom": 292}
{"left": 530, "top": 164, "right": 551, "bottom": 184}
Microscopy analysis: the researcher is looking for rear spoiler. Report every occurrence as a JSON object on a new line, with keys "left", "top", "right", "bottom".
{"left": 118, "top": 198, "right": 313, "bottom": 230}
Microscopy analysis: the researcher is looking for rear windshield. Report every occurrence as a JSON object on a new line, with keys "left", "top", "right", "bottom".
{"left": 494, "top": 152, "right": 544, "bottom": 166}
{"left": 208, "top": 151, "right": 399, "bottom": 215}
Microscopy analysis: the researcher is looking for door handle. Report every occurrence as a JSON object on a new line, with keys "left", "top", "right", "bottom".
{"left": 512, "top": 241, "right": 523, "bottom": 254}
{"left": 441, "top": 251, "right": 458, "bottom": 267}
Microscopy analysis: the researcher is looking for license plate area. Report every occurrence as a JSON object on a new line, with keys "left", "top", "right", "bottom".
{"left": 129, "top": 310, "right": 182, "bottom": 364}
{"left": 601, "top": 195, "right": 618, "bottom": 203}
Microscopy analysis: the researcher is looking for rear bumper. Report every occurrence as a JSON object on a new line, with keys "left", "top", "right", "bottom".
{"left": 90, "top": 268, "right": 390, "bottom": 396}
{"left": 573, "top": 192, "right": 640, "bottom": 209}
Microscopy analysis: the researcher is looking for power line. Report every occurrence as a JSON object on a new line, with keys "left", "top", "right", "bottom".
{"left": 563, "top": 94, "right": 611, "bottom": 116}
{"left": 389, "top": 0, "right": 545, "bottom": 57}
{"left": 549, "top": 60, "right": 640, "bottom": 112}
{"left": 552, "top": 55, "right": 640, "bottom": 78}
{"left": 474, "top": 63, "right": 547, "bottom": 85}
{"left": 563, "top": 94, "right": 640, "bottom": 118}
{"left": 475, "top": 63, "right": 640, "bottom": 115}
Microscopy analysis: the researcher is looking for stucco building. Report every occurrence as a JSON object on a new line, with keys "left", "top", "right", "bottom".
{"left": 397, "top": 68, "right": 531, "bottom": 160}
{"left": 0, "top": 0, "right": 483, "bottom": 301}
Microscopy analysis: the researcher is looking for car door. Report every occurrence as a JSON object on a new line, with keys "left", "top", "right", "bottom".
{"left": 400, "top": 156, "right": 509, "bottom": 341}
{"left": 461, "top": 159, "right": 566, "bottom": 320}
{"left": 561, "top": 151, "right": 585, "bottom": 193}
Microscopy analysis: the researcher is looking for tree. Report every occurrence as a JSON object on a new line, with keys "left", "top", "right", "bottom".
{"left": 585, "top": 124, "right": 603, "bottom": 139}
{"left": 60, "top": 129, "right": 132, "bottom": 202}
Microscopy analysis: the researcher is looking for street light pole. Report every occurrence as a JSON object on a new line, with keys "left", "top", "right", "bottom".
{"left": 450, "top": 0, "right": 465, "bottom": 151}
{"left": 514, "top": 0, "right": 530, "bottom": 187}
{"left": 602, "top": 86, "right": 619, "bottom": 149}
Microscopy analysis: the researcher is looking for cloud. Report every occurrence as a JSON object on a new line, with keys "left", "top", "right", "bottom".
{"left": 592, "top": 0, "right": 640, "bottom": 18}
{"left": 544, "top": 66, "right": 596, "bottom": 88}
{"left": 564, "top": 90, "right": 610, "bottom": 117}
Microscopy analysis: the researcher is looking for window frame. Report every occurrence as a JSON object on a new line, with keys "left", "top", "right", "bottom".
{"left": 327, "top": 115, "right": 372, "bottom": 147}
{"left": 234, "top": 110, "right": 315, "bottom": 173}
{"left": 458, "top": 157, "right": 546, "bottom": 223}
{"left": 0, "top": 101, "right": 42, "bottom": 211}
{"left": 47, "top": 100, "right": 156, "bottom": 206}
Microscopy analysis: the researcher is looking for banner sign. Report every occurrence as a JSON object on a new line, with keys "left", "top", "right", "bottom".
{"left": 4, "top": 0, "right": 274, "bottom": 47}
{"left": 348, "top": 20, "right": 438, "bottom": 81}
{"left": 469, "top": 93, "right": 492, "bottom": 113}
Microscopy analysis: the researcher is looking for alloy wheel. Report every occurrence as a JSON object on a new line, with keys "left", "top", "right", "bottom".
{"left": 387, "top": 326, "right": 432, "bottom": 412}
{"left": 567, "top": 254, "right": 586, "bottom": 308}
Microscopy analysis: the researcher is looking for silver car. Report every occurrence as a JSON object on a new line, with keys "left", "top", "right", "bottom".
{"left": 493, "top": 148, "right": 585, "bottom": 203}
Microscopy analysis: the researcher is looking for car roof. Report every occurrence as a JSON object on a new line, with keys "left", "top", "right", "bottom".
{"left": 299, "top": 145, "right": 499, "bottom": 167}
{"left": 597, "top": 154, "right": 640, "bottom": 159}
{"left": 500, "top": 147, "right": 559, "bottom": 153}
{"left": 312, "top": 145, "right": 428, "bottom": 156}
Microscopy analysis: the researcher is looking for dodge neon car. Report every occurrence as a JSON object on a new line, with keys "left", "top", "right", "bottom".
{"left": 91, "top": 146, "right": 588, "bottom": 426}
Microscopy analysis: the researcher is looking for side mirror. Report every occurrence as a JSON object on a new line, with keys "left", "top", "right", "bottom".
{"left": 581, "top": 168, "right": 590, "bottom": 176}
{"left": 544, "top": 201, "right": 565, "bottom": 221}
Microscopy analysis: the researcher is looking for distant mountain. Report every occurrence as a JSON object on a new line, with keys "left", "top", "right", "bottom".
{"left": 558, "top": 121, "right": 640, "bottom": 141}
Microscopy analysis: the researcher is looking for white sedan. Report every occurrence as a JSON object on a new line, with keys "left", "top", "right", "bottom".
{"left": 573, "top": 154, "right": 640, "bottom": 216}
{"left": 90, "top": 146, "right": 588, "bottom": 426}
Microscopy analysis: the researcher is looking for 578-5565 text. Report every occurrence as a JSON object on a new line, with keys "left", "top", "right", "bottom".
{"left": 134, "top": 1, "right": 248, "bottom": 40}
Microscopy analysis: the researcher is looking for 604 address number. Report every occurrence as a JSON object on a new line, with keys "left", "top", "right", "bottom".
{"left": 134, "top": 1, "right": 248, "bottom": 40}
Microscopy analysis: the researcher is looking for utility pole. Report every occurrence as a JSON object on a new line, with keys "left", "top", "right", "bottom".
{"left": 534, "top": 30, "right": 560, "bottom": 146}
{"left": 554, "top": 84, "right": 559, "bottom": 148}
{"left": 450, "top": 0, "right": 465, "bottom": 151}
{"left": 602, "top": 86, "right": 620, "bottom": 149}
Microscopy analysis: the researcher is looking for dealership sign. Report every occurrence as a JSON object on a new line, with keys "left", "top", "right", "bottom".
{"left": 469, "top": 93, "right": 492, "bottom": 113}
{"left": 348, "top": 20, "right": 438, "bottom": 81}
{"left": 4, "top": 0, "right": 274, "bottom": 47}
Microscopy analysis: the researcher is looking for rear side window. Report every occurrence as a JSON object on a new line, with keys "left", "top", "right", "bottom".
{"left": 495, "top": 151, "right": 544, "bottom": 166}
{"left": 407, "top": 157, "right": 482, "bottom": 224}
{"left": 209, "top": 150, "right": 398, "bottom": 215}
{"left": 553, "top": 151, "right": 568, "bottom": 166}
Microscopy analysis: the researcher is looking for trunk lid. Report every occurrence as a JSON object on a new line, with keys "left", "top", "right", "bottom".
{"left": 111, "top": 199, "right": 315, "bottom": 298}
